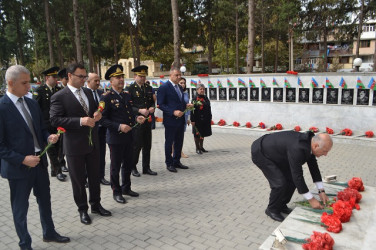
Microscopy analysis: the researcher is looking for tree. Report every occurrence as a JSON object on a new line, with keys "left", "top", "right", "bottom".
{"left": 73, "top": 0, "right": 83, "bottom": 63}
{"left": 247, "top": 0, "right": 255, "bottom": 73}
{"left": 171, "top": 0, "right": 180, "bottom": 68}
{"left": 44, "top": 0, "right": 54, "bottom": 66}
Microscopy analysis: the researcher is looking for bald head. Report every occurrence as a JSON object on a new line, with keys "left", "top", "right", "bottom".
{"left": 87, "top": 73, "right": 100, "bottom": 90}
{"left": 311, "top": 133, "right": 333, "bottom": 157}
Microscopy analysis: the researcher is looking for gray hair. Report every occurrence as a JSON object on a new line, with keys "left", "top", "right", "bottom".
{"left": 169, "top": 66, "right": 181, "bottom": 74}
{"left": 197, "top": 83, "right": 205, "bottom": 89}
{"left": 5, "top": 65, "right": 30, "bottom": 84}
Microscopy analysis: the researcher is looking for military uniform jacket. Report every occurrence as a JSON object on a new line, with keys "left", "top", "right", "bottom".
{"left": 260, "top": 131, "right": 322, "bottom": 194}
{"left": 100, "top": 89, "right": 136, "bottom": 144}
{"left": 127, "top": 82, "right": 155, "bottom": 116}
{"left": 34, "top": 83, "right": 62, "bottom": 128}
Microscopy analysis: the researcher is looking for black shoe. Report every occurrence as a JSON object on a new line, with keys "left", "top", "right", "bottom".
{"left": 143, "top": 169, "right": 157, "bottom": 175}
{"left": 201, "top": 148, "right": 208, "bottom": 153}
{"left": 61, "top": 173, "right": 67, "bottom": 178}
{"left": 167, "top": 165, "right": 177, "bottom": 172}
{"left": 123, "top": 189, "right": 139, "bottom": 197}
{"left": 51, "top": 172, "right": 57, "bottom": 177}
{"left": 43, "top": 233, "right": 70, "bottom": 243}
{"left": 174, "top": 162, "right": 189, "bottom": 169}
{"left": 100, "top": 178, "right": 110, "bottom": 185}
{"left": 281, "top": 206, "right": 293, "bottom": 214}
{"left": 265, "top": 209, "right": 285, "bottom": 222}
{"left": 79, "top": 211, "right": 92, "bottom": 225}
{"left": 61, "top": 166, "right": 69, "bottom": 172}
{"left": 20, "top": 247, "right": 33, "bottom": 250}
{"left": 91, "top": 204, "right": 112, "bottom": 216}
{"left": 56, "top": 173, "right": 66, "bottom": 182}
{"left": 196, "top": 149, "right": 202, "bottom": 154}
{"left": 113, "top": 195, "right": 126, "bottom": 204}
{"left": 131, "top": 169, "right": 141, "bottom": 177}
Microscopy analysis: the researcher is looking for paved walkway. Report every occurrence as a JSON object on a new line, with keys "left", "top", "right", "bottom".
{"left": 1, "top": 126, "right": 375, "bottom": 250}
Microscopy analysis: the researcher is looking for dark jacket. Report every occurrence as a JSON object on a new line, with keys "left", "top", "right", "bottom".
{"left": 190, "top": 95, "right": 212, "bottom": 137}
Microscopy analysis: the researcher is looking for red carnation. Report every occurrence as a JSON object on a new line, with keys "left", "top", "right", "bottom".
{"left": 340, "top": 128, "right": 352, "bottom": 136}
{"left": 347, "top": 177, "right": 364, "bottom": 192}
{"left": 332, "top": 200, "right": 353, "bottom": 223}
{"left": 258, "top": 122, "right": 266, "bottom": 129}
{"left": 233, "top": 121, "right": 240, "bottom": 127}
{"left": 245, "top": 122, "right": 252, "bottom": 128}
{"left": 294, "top": 125, "right": 301, "bottom": 132}
{"left": 275, "top": 123, "right": 283, "bottom": 130}
{"left": 302, "top": 231, "right": 335, "bottom": 250}
{"left": 57, "top": 127, "right": 66, "bottom": 133}
{"left": 365, "top": 131, "right": 374, "bottom": 138}
{"left": 326, "top": 127, "right": 334, "bottom": 134}
{"left": 337, "top": 187, "right": 362, "bottom": 204}
{"left": 321, "top": 212, "right": 342, "bottom": 233}
{"left": 309, "top": 126, "right": 319, "bottom": 133}
{"left": 218, "top": 119, "right": 226, "bottom": 126}
{"left": 211, "top": 120, "right": 214, "bottom": 125}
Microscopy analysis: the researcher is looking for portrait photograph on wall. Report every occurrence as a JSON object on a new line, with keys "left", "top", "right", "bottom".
{"left": 312, "top": 88, "right": 323, "bottom": 103}
{"left": 239, "top": 88, "right": 248, "bottom": 101}
{"left": 326, "top": 88, "right": 338, "bottom": 104}
{"left": 229, "top": 88, "right": 237, "bottom": 100}
{"left": 298, "top": 88, "right": 310, "bottom": 103}
{"left": 219, "top": 88, "right": 227, "bottom": 100}
{"left": 285, "top": 88, "right": 296, "bottom": 102}
{"left": 357, "top": 89, "right": 370, "bottom": 105}
{"left": 153, "top": 88, "right": 158, "bottom": 97}
{"left": 341, "top": 89, "right": 354, "bottom": 105}
{"left": 273, "top": 88, "right": 283, "bottom": 102}
{"left": 209, "top": 88, "right": 217, "bottom": 100}
{"left": 249, "top": 88, "right": 259, "bottom": 101}
{"left": 192, "top": 88, "right": 197, "bottom": 99}
{"left": 261, "top": 87, "right": 271, "bottom": 101}
{"left": 373, "top": 90, "right": 376, "bottom": 106}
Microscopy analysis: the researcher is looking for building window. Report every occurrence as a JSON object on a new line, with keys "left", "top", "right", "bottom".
{"left": 340, "top": 57, "right": 349, "bottom": 64}
{"left": 362, "top": 24, "right": 375, "bottom": 32}
{"left": 360, "top": 40, "right": 371, "bottom": 48}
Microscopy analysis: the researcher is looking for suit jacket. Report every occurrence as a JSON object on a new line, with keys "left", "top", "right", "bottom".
{"left": 100, "top": 89, "right": 136, "bottom": 144}
{"left": 260, "top": 131, "right": 321, "bottom": 194}
{"left": 0, "top": 95, "right": 49, "bottom": 179}
{"left": 49, "top": 86, "right": 99, "bottom": 156}
{"left": 157, "top": 80, "right": 186, "bottom": 127}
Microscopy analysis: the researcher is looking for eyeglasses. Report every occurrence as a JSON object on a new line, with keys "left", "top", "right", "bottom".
{"left": 72, "top": 73, "right": 88, "bottom": 80}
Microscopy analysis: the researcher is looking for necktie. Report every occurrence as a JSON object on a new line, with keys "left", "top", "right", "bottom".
{"left": 18, "top": 98, "right": 41, "bottom": 149}
{"left": 93, "top": 90, "right": 99, "bottom": 106}
{"left": 76, "top": 89, "right": 89, "bottom": 115}
{"left": 174, "top": 84, "right": 182, "bottom": 99}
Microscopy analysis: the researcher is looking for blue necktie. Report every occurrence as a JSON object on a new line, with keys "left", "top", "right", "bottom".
{"left": 174, "top": 84, "right": 182, "bottom": 99}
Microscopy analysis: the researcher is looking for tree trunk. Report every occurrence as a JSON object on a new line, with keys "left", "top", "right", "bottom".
{"left": 134, "top": 0, "right": 141, "bottom": 67}
{"left": 73, "top": 0, "right": 83, "bottom": 64}
{"left": 274, "top": 32, "right": 279, "bottom": 73}
{"left": 247, "top": 0, "right": 255, "bottom": 73}
{"left": 235, "top": 0, "right": 239, "bottom": 74}
{"left": 51, "top": 9, "right": 64, "bottom": 68}
{"left": 125, "top": 0, "right": 138, "bottom": 66}
{"left": 323, "top": 26, "right": 328, "bottom": 72}
{"left": 44, "top": 0, "right": 54, "bottom": 66}
{"left": 226, "top": 37, "right": 229, "bottom": 73}
{"left": 113, "top": 33, "right": 119, "bottom": 63}
{"left": 261, "top": 3, "right": 265, "bottom": 73}
{"left": 207, "top": 1, "right": 213, "bottom": 74}
{"left": 356, "top": 0, "right": 364, "bottom": 58}
{"left": 15, "top": 15, "right": 25, "bottom": 65}
{"left": 83, "top": 9, "right": 94, "bottom": 72}
{"left": 171, "top": 0, "right": 180, "bottom": 68}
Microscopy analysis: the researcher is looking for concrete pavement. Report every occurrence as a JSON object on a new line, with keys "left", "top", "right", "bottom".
{"left": 0, "top": 125, "right": 375, "bottom": 249}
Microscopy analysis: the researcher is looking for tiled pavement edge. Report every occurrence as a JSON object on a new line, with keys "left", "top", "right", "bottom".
{"left": 0, "top": 125, "right": 375, "bottom": 250}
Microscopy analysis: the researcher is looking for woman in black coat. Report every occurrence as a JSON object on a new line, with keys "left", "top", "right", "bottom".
{"left": 191, "top": 84, "right": 212, "bottom": 154}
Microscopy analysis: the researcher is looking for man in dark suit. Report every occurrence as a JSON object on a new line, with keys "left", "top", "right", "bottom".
{"left": 57, "top": 68, "right": 68, "bottom": 172}
{"left": 128, "top": 65, "right": 157, "bottom": 177}
{"left": 157, "top": 67, "right": 194, "bottom": 173}
{"left": 251, "top": 131, "right": 332, "bottom": 222}
{"left": 50, "top": 63, "right": 111, "bottom": 225}
{"left": 100, "top": 65, "right": 144, "bottom": 204}
{"left": 34, "top": 67, "right": 66, "bottom": 181}
{"left": 86, "top": 73, "right": 110, "bottom": 185}
{"left": 0, "top": 65, "right": 70, "bottom": 250}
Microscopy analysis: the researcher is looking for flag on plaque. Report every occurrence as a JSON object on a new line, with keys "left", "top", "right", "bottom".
{"left": 356, "top": 77, "right": 365, "bottom": 89}
{"left": 208, "top": 80, "right": 214, "bottom": 88}
{"left": 238, "top": 78, "right": 246, "bottom": 87}
{"left": 368, "top": 77, "right": 376, "bottom": 90}
{"left": 272, "top": 77, "right": 279, "bottom": 86}
{"left": 152, "top": 80, "right": 158, "bottom": 88}
{"left": 191, "top": 79, "right": 197, "bottom": 87}
{"left": 325, "top": 77, "right": 334, "bottom": 88}
{"left": 284, "top": 78, "right": 291, "bottom": 88}
{"left": 249, "top": 78, "right": 256, "bottom": 88}
{"left": 260, "top": 78, "right": 266, "bottom": 88}
{"left": 227, "top": 78, "right": 234, "bottom": 87}
{"left": 217, "top": 79, "right": 223, "bottom": 88}
{"left": 311, "top": 77, "right": 319, "bottom": 88}
{"left": 298, "top": 77, "right": 304, "bottom": 88}
{"left": 339, "top": 77, "right": 347, "bottom": 89}
{"left": 160, "top": 80, "right": 167, "bottom": 86}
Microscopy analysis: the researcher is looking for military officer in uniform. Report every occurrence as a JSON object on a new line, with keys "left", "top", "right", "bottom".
{"left": 34, "top": 67, "right": 66, "bottom": 181}
{"left": 128, "top": 65, "right": 157, "bottom": 177}
{"left": 100, "top": 65, "right": 145, "bottom": 204}
{"left": 57, "top": 68, "right": 68, "bottom": 172}
{"left": 58, "top": 68, "right": 68, "bottom": 88}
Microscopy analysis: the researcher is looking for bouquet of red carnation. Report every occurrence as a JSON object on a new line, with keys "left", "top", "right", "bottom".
{"left": 364, "top": 130, "right": 374, "bottom": 138}
{"left": 302, "top": 231, "right": 335, "bottom": 250}
{"left": 268, "top": 123, "right": 283, "bottom": 131}
{"left": 331, "top": 200, "right": 353, "bottom": 223}
{"left": 339, "top": 128, "right": 352, "bottom": 136}
{"left": 294, "top": 125, "right": 301, "bottom": 132}
{"left": 309, "top": 127, "right": 319, "bottom": 133}
{"left": 348, "top": 177, "right": 364, "bottom": 191}
{"left": 258, "top": 122, "right": 266, "bottom": 129}
{"left": 211, "top": 120, "right": 214, "bottom": 125}
{"left": 245, "top": 122, "right": 252, "bottom": 128}
{"left": 325, "top": 127, "right": 334, "bottom": 134}
{"left": 218, "top": 119, "right": 226, "bottom": 126}
{"left": 337, "top": 188, "right": 362, "bottom": 209}
{"left": 321, "top": 212, "right": 342, "bottom": 233}
{"left": 233, "top": 121, "right": 240, "bottom": 127}
{"left": 39, "top": 127, "right": 66, "bottom": 157}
